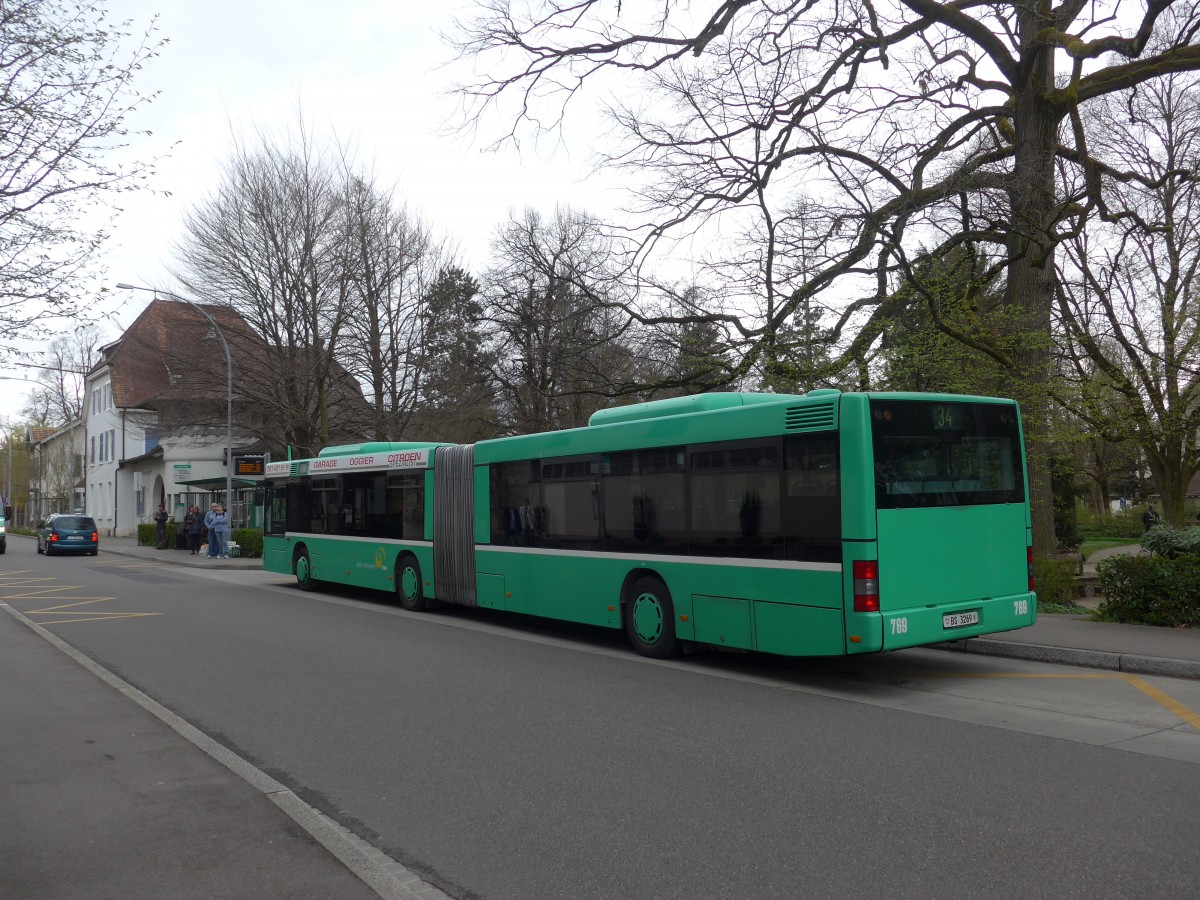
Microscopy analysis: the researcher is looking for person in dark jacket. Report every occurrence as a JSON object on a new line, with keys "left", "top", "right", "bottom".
{"left": 154, "top": 504, "right": 169, "bottom": 548}
{"left": 184, "top": 505, "right": 204, "bottom": 555}
{"left": 1143, "top": 505, "right": 1160, "bottom": 531}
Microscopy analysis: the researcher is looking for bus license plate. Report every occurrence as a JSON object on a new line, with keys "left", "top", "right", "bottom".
{"left": 943, "top": 610, "right": 979, "bottom": 629}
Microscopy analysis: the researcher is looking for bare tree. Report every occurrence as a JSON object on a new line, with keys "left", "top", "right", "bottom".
{"left": 452, "top": 0, "right": 1200, "bottom": 555}
{"left": 21, "top": 325, "right": 101, "bottom": 426}
{"left": 0, "top": 1, "right": 162, "bottom": 348}
{"left": 337, "top": 173, "right": 448, "bottom": 440}
{"left": 174, "top": 117, "right": 364, "bottom": 457}
{"left": 1056, "top": 70, "right": 1200, "bottom": 526}
{"left": 483, "top": 206, "right": 648, "bottom": 433}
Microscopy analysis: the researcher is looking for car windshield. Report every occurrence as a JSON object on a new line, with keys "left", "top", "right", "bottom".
{"left": 52, "top": 516, "right": 96, "bottom": 530}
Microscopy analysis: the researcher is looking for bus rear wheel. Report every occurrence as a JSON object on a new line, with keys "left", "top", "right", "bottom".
{"left": 625, "top": 576, "right": 679, "bottom": 659}
{"left": 295, "top": 549, "right": 319, "bottom": 592}
{"left": 396, "top": 554, "right": 426, "bottom": 611}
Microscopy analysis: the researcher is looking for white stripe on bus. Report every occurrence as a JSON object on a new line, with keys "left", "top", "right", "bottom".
{"left": 279, "top": 535, "right": 842, "bottom": 573}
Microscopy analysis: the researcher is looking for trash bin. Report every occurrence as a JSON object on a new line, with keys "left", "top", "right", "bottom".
{"left": 227, "top": 542, "right": 240, "bottom": 558}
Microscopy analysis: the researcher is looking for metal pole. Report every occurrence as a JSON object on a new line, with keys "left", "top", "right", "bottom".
{"left": 115, "top": 284, "right": 233, "bottom": 518}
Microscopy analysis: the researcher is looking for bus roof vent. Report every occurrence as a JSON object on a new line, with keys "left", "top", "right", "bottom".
{"left": 588, "top": 392, "right": 798, "bottom": 427}
{"left": 784, "top": 399, "right": 837, "bottom": 432}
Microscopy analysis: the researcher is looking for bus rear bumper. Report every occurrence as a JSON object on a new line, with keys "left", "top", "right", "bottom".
{"left": 848, "top": 591, "right": 1037, "bottom": 653}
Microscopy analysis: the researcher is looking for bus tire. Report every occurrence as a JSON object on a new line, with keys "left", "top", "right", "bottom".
{"left": 396, "top": 554, "right": 427, "bottom": 611}
{"left": 625, "top": 575, "right": 679, "bottom": 659}
{"left": 295, "top": 548, "right": 319, "bottom": 592}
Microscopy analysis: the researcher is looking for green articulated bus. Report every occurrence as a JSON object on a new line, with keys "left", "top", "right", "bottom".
{"left": 262, "top": 391, "right": 1037, "bottom": 658}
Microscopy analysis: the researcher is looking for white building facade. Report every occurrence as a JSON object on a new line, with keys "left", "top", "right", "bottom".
{"left": 27, "top": 420, "right": 86, "bottom": 522}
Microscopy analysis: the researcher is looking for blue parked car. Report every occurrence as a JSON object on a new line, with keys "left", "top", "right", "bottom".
{"left": 0, "top": 514, "right": 6, "bottom": 554}
{"left": 37, "top": 514, "right": 100, "bottom": 556}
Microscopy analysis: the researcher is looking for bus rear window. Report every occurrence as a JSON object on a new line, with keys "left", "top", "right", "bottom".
{"left": 871, "top": 400, "right": 1024, "bottom": 509}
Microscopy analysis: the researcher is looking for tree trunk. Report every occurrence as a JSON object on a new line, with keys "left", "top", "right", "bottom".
{"left": 1006, "top": 1, "right": 1060, "bottom": 558}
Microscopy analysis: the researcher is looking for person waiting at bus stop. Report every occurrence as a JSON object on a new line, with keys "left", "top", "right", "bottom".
{"left": 153, "top": 503, "right": 169, "bottom": 549}
{"left": 184, "top": 505, "right": 204, "bottom": 555}
{"left": 208, "top": 504, "right": 230, "bottom": 559}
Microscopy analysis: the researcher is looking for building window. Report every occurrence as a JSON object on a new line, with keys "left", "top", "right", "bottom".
{"left": 90, "top": 436, "right": 95, "bottom": 464}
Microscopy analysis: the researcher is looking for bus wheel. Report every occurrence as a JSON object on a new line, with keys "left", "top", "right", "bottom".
{"left": 295, "top": 549, "right": 318, "bottom": 592}
{"left": 625, "top": 576, "right": 679, "bottom": 659}
{"left": 396, "top": 554, "right": 427, "bottom": 611}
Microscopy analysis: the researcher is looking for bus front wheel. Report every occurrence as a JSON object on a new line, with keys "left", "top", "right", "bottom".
{"left": 396, "top": 554, "right": 427, "bottom": 611}
{"left": 295, "top": 549, "right": 319, "bottom": 592}
{"left": 625, "top": 576, "right": 679, "bottom": 659}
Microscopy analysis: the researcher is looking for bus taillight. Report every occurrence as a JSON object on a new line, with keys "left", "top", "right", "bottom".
{"left": 853, "top": 560, "right": 879, "bottom": 612}
{"left": 1028, "top": 546, "right": 1035, "bottom": 592}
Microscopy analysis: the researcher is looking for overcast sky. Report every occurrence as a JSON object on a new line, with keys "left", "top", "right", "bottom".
{"left": 0, "top": 0, "right": 624, "bottom": 420}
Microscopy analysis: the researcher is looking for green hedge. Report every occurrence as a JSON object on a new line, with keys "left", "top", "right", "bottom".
{"left": 138, "top": 522, "right": 179, "bottom": 546}
{"left": 232, "top": 528, "right": 263, "bottom": 558}
{"left": 135, "top": 523, "right": 262, "bottom": 557}
{"left": 1096, "top": 554, "right": 1200, "bottom": 628}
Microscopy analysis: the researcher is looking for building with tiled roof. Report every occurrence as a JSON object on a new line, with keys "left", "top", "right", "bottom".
{"left": 84, "top": 298, "right": 266, "bottom": 536}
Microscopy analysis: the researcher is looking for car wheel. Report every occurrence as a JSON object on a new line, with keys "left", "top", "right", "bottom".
{"left": 625, "top": 575, "right": 680, "bottom": 659}
{"left": 295, "top": 549, "right": 319, "bottom": 592}
{"left": 396, "top": 554, "right": 427, "bottom": 611}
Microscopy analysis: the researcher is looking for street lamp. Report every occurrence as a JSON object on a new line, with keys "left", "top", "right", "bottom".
{"left": 115, "top": 284, "right": 233, "bottom": 513}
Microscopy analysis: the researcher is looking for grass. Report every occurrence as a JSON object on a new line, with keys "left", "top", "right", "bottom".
{"left": 1036, "top": 599, "right": 1093, "bottom": 615}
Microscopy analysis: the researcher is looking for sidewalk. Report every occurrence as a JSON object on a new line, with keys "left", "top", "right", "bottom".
{"left": 940, "top": 542, "right": 1200, "bottom": 680}
{"left": 99, "top": 533, "right": 264, "bottom": 570}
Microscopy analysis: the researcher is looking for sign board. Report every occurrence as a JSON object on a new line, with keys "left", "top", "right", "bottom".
{"left": 263, "top": 448, "right": 430, "bottom": 478}
{"left": 234, "top": 455, "right": 265, "bottom": 476}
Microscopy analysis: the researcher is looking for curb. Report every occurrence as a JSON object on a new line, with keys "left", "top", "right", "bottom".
{"left": 936, "top": 637, "right": 1200, "bottom": 681}
{"left": 100, "top": 546, "right": 261, "bottom": 571}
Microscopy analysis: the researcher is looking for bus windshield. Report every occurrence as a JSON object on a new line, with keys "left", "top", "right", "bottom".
{"left": 871, "top": 399, "right": 1025, "bottom": 509}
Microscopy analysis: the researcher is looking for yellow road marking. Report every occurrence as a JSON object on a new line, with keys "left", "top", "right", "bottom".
{"left": 27, "top": 598, "right": 119, "bottom": 613}
{"left": 1123, "top": 675, "right": 1200, "bottom": 731}
{"left": 38, "top": 613, "right": 160, "bottom": 625}
{"left": 921, "top": 670, "right": 1200, "bottom": 732}
{"left": 1, "top": 587, "right": 87, "bottom": 600}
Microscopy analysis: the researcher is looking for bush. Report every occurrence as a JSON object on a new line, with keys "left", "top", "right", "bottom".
{"left": 1141, "top": 524, "right": 1200, "bottom": 559}
{"left": 1033, "top": 558, "right": 1079, "bottom": 606}
{"left": 1096, "top": 554, "right": 1200, "bottom": 627}
{"left": 1077, "top": 506, "right": 1150, "bottom": 540}
{"left": 232, "top": 528, "right": 263, "bottom": 558}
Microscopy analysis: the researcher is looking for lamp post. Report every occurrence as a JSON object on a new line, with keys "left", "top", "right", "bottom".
{"left": 116, "top": 284, "right": 234, "bottom": 514}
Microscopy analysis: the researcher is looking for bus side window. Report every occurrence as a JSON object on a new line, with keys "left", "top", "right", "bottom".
{"left": 782, "top": 433, "right": 841, "bottom": 563}
{"left": 266, "top": 483, "right": 287, "bottom": 536}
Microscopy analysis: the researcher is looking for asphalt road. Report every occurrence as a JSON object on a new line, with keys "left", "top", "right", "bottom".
{"left": 5, "top": 537, "right": 1200, "bottom": 899}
